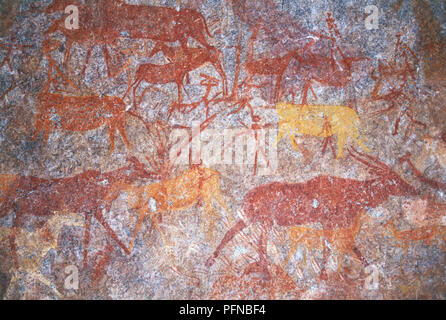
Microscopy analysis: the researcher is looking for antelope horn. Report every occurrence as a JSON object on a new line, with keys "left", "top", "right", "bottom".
{"left": 348, "top": 147, "right": 382, "bottom": 172}
{"left": 349, "top": 147, "right": 390, "bottom": 172}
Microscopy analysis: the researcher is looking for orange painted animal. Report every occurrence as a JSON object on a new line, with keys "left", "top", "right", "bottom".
{"left": 107, "top": 166, "right": 230, "bottom": 251}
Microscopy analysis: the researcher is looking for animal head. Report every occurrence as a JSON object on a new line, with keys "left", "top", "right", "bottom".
{"left": 148, "top": 42, "right": 169, "bottom": 60}
{"left": 349, "top": 148, "right": 419, "bottom": 197}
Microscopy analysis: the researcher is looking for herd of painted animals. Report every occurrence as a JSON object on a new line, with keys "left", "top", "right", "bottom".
{"left": 0, "top": 0, "right": 445, "bottom": 299}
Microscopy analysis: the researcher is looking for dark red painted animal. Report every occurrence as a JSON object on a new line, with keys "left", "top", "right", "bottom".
{"left": 33, "top": 92, "right": 133, "bottom": 152}
{"left": 148, "top": 42, "right": 227, "bottom": 97}
{"left": 0, "top": 157, "right": 158, "bottom": 268}
{"left": 207, "top": 149, "right": 419, "bottom": 277}
{"left": 45, "top": 0, "right": 216, "bottom": 76}
{"left": 294, "top": 13, "right": 368, "bottom": 105}
{"left": 126, "top": 46, "right": 226, "bottom": 108}
{"left": 243, "top": 23, "right": 309, "bottom": 103}
{"left": 370, "top": 34, "right": 424, "bottom": 139}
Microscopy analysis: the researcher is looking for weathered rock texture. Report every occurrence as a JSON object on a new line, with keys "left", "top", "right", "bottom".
{"left": 0, "top": 0, "right": 445, "bottom": 300}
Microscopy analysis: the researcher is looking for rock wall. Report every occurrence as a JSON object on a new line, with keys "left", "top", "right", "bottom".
{"left": 0, "top": 0, "right": 445, "bottom": 299}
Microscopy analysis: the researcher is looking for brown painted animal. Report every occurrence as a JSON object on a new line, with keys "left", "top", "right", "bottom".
{"left": 243, "top": 23, "right": 310, "bottom": 103}
{"left": 0, "top": 157, "right": 157, "bottom": 268}
{"left": 148, "top": 42, "right": 227, "bottom": 96}
{"left": 45, "top": 0, "right": 216, "bottom": 76}
{"left": 33, "top": 92, "right": 134, "bottom": 152}
{"left": 125, "top": 46, "right": 226, "bottom": 108}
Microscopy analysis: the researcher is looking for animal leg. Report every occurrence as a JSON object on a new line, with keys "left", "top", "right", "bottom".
{"left": 63, "top": 39, "right": 73, "bottom": 67}
{"left": 132, "top": 79, "right": 143, "bottom": 108}
{"left": 289, "top": 133, "right": 300, "bottom": 151}
{"left": 355, "top": 137, "right": 370, "bottom": 153}
{"left": 81, "top": 46, "right": 93, "bottom": 78}
{"left": 147, "top": 208, "right": 169, "bottom": 247}
{"left": 257, "top": 226, "right": 271, "bottom": 280}
{"left": 34, "top": 271, "right": 63, "bottom": 299}
{"left": 122, "top": 77, "right": 138, "bottom": 100}
{"left": 177, "top": 80, "right": 183, "bottom": 106}
{"left": 202, "top": 191, "right": 216, "bottom": 243}
{"left": 42, "top": 123, "right": 52, "bottom": 145}
{"left": 336, "top": 131, "right": 347, "bottom": 159}
{"left": 103, "top": 44, "right": 112, "bottom": 78}
{"left": 320, "top": 245, "right": 331, "bottom": 280}
{"left": 206, "top": 220, "right": 247, "bottom": 267}
{"left": 9, "top": 226, "right": 18, "bottom": 267}
{"left": 117, "top": 121, "right": 132, "bottom": 151}
{"left": 354, "top": 128, "right": 370, "bottom": 153}
{"left": 32, "top": 116, "right": 44, "bottom": 141}
{"left": 94, "top": 209, "right": 131, "bottom": 256}
{"left": 107, "top": 123, "right": 117, "bottom": 154}
{"left": 337, "top": 252, "right": 345, "bottom": 273}
{"left": 283, "top": 231, "right": 298, "bottom": 267}
{"left": 213, "top": 190, "right": 231, "bottom": 223}
{"left": 276, "top": 122, "right": 288, "bottom": 146}
{"left": 82, "top": 212, "right": 92, "bottom": 269}
{"left": 129, "top": 205, "right": 146, "bottom": 252}
{"left": 274, "top": 74, "right": 283, "bottom": 104}
{"left": 303, "top": 247, "right": 308, "bottom": 266}
{"left": 4, "top": 270, "right": 19, "bottom": 299}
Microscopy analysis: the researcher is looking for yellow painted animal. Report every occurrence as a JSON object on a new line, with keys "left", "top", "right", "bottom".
{"left": 276, "top": 103, "right": 370, "bottom": 158}
{"left": 107, "top": 166, "right": 230, "bottom": 252}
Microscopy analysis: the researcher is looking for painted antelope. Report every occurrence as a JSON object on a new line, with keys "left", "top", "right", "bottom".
{"left": 45, "top": 0, "right": 216, "bottom": 76}
{"left": 385, "top": 194, "right": 446, "bottom": 268}
{"left": 243, "top": 22, "right": 313, "bottom": 104}
{"left": 386, "top": 221, "right": 446, "bottom": 268}
{"left": 294, "top": 13, "right": 368, "bottom": 105}
{"left": 107, "top": 165, "right": 230, "bottom": 251}
{"left": 125, "top": 46, "right": 226, "bottom": 108}
{"left": 0, "top": 157, "right": 157, "bottom": 268}
{"left": 44, "top": 23, "right": 116, "bottom": 78}
{"left": 1, "top": 212, "right": 84, "bottom": 299}
{"left": 206, "top": 148, "right": 419, "bottom": 278}
{"left": 276, "top": 103, "right": 369, "bottom": 158}
{"left": 148, "top": 42, "right": 227, "bottom": 97}
{"left": 283, "top": 212, "right": 369, "bottom": 272}
{"left": 33, "top": 92, "right": 136, "bottom": 152}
